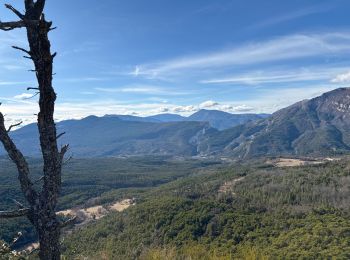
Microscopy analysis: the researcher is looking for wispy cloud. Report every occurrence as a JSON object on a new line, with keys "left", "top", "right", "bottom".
{"left": 201, "top": 67, "right": 350, "bottom": 85}
{"left": 0, "top": 30, "right": 30, "bottom": 72}
{"left": 59, "top": 41, "right": 100, "bottom": 57}
{"left": 132, "top": 32, "right": 350, "bottom": 79}
{"left": 57, "top": 77, "right": 109, "bottom": 83}
{"left": 2, "top": 64, "right": 26, "bottom": 71}
{"left": 0, "top": 81, "right": 31, "bottom": 86}
{"left": 80, "top": 91, "right": 96, "bottom": 95}
{"left": 13, "top": 93, "right": 35, "bottom": 100}
{"left": 95, "top": 85, "right": 189, "bottom": 96}
{"left": 249, "top": 4, "right": 334, "bottom": 30}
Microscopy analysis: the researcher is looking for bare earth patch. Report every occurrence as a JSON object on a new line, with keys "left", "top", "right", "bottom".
{"left": 20, "top": 198, "right": 136, "bottom": 254}
{"left": 57, "top": 198, "right": 135, "bottom": 222}
{"left": 266, "top": 158, "right": 331, "bottom": 167}
{"left": 218, "top": 177, "right": 245, "bottom": 195}
{"left": 109, "top": 199, "right": 136, "bottom": 212}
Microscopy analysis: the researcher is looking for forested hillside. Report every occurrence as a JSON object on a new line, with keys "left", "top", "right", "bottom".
{"left": 62, "top": 158, "right": 350, "bottom": 259}
{"left": 0, "top": 156, "right": 221, "bottom": 249}
{"left": 2, "top": 155, "right": 350, "bottom": 259}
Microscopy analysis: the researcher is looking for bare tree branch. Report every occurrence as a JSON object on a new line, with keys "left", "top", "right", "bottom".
{"left": 62, "top": 155, "right": 73, "bottom": 166}
{"left": 7, "top": 121, "right": 23, "bottom": 132}
{"left": 34, "top": 175, "right": 44, "bottom": 184}
{"left": 56, "top": 132, "right": 65, "bottom": 140}
{"left": 0, "top": 20, "right": 26, "bottom": 30}
{"left": 0, "top": 18, "right": 39, "bottom": 31}
{"left": 28, "top": 247, "right": 40, "bottom": 256}
{"left": 27, "top": 87, "right": 39, "bottom": 91}
{"left": 60, "top": 144, "right": 69, "bottom": 157}
{"left": 12, "top": 45, "right": 31, "bottom": 55}
{"left": 0, "top": 113, "right": 37, "bottom": 205}
{"left": 12, "top": 199, "right": 25, "bottom": 209}
{"left": 4, "top": 4, "right": 25, "bottom": 19}
{"left": 10, "top": 232, "right": 23, "bottom": 247}
{"left": 59, "top": 216, "right": 76, "bottom": 228}
{"left": 0, "top": 208, "right": 29, "bottom": 219}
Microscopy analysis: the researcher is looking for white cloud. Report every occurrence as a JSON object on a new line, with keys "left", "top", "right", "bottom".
{"left": 132, "top": 32, "right": 350, "bottom": 78}
{"left": 199, "top": 100, "right": 219, "bottom": 108}
{"left": 13, "top": 93, "right": 34, "bottom": 100}
{"left": 331, "top": 71, "right": 350, "bottom": 83}
{"left": 227, "top": 105, "right": 255, "bottom": 112}
{"left": 173, "top": 105, "right": 197, "bottom": 113}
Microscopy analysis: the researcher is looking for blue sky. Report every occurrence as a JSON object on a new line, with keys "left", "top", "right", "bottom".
{"left": 1, "top": 0, "right": 350, "bottom": 124}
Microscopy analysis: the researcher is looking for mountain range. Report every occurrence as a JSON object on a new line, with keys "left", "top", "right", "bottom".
{"left": 105, "top": 110, "right": 269, "bottom": 130}
{"left": 7, "top": 117, "right": 211, "bottom": 157}
{"left": 2, "top": 88, "right": 350, "bottom": 158}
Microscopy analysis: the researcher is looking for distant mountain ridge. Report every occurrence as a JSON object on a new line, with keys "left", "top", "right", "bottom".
{"left": 198, "top": 88, "right": 350, "bottom": 158}
{"left": 147, "top": 113, "right": 186, "bottom": 122}
{"left": 187, "top": 109, "right": 269, "bottom": 130}
{"left": 2, "top": 88, "right": 350, "bottom": 158}
{"left": 7, "top": 116, "right": 213, "bottom": 157}
{"left": 1, "top": 110, "right": 268, "bottom": 157}
{"left": 107, "top": 110, "right": 269, "bottom": 130}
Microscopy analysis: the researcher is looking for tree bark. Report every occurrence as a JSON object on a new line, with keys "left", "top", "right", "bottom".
{"left": 38, "top": 225, "right": 61, "bottom": 260}
{"left": 0, "top": 1, "right": 68, "bottom": 259}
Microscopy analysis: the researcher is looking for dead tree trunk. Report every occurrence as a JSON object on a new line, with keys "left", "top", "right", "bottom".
{"left": 0, "top": 1, "right": 69, "bottom": 259}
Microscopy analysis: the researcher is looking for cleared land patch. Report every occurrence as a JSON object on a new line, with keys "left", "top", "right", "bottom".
{"left": 266, "top": 158, "right": 339, "bottom": 167}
